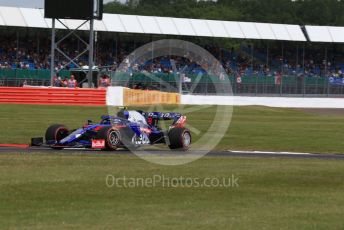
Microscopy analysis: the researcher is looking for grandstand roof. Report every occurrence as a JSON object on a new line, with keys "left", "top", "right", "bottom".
{"left": 305, "top": 26, "right": 344, "bottom": 43}
{"left": 1, "top": 6, "right": 342, "bottom": 43}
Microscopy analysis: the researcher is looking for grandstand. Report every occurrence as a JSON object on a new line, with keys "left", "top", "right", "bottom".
{"left": 0, "top": 6, "right": 343, "bottom": 95}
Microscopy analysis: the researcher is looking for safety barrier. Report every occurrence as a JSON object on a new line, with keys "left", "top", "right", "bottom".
{"left": 3, "top": 86, "right": 343, "bottom": 108}
{"left": 0, "top": 87, "right": 106, "bottom": 106}
{"left": 181, "top": 95, "right": 344, "bottom": 108}
{"left": 106, "top": 87, "right": 180, "bottom": 106}
{"left": 123, "top": 88, "right": 180, "bottom": 106}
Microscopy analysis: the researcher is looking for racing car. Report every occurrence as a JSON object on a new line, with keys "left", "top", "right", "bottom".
{"left": 44, "top": 109, "right": 191, "bottom": 151}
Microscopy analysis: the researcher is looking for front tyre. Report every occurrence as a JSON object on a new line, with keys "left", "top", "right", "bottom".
{"left": 96, "top": 127, "right": 121, "bottom": 151}
{"left": 45, "top": 124, "right": 69, "bottom": 150}
{"left": 168, "top": 128, "right": 191, "bottom": 151}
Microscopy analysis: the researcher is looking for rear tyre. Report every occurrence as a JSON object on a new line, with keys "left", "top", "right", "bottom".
{"left": 45, "top": 124, "right": 69, "bottom": 150}
{"left": 96, "top": 127, "right": 121, "bottom": 151}
{"left": 168, "top": 128, "right": 191, "bottom": 151}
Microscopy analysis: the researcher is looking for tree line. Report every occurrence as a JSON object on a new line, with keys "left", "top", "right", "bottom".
{"left": 104, "top": 0, "right": 344, "bottom": 26}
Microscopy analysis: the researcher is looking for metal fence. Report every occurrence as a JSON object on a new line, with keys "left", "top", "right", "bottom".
{"left": 1, "top": 70, "right": 344, "bottom": 97}
{"left": 110, "top": 72, "right": 233, "bottom": 95}
{"left": 111, "top": 72, "right": 344, "bottom": 97}
{"left": 0, "top": 69, "right": 70, "bottom": 87}
{"left": 232, "top": 76, "right": 344, "bottom": 96}
{"left": 0, "top": 78, "right": 50, "bottom": 87}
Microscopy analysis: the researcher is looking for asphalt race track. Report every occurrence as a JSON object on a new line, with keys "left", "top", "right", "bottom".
{"left": 1, "top": 146, "right": 344, "bottom": 160}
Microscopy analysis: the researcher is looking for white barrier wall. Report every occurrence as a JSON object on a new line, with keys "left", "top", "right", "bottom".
{"left": 181, "top": 95, "right": 234, "bottom": 105}
{"left": 106, "top": 87, "right": 180, "bottom": 106}
{"left": 106, "top": 87, "right": 344, "bottom": 108}
{"left": 106, "top": 87, "right": 124, "bottom": 106}
{"left": 181, "top": 95, "right": 344, "bottom": 108}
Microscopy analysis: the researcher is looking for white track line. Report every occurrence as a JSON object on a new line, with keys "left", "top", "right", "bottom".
{"left": 228, "top": 150, "right": 313, "bottom": 155}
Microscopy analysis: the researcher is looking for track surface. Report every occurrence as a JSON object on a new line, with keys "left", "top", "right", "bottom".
{"left": 1, "top": 146, "right": 344, "bottom": 160}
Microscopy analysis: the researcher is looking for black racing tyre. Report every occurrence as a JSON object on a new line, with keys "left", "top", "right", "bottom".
{"left": 168, "top": 128, "right": 191, "bottom": 150}
{"left": 96, "top": 127, "right": 121, "bottom": 151}
{"left": 45, "top": 124, "right": 69, "bottom": 150}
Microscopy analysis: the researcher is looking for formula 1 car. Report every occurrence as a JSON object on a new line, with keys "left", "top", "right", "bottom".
{"left": 44, "top": 109, "right": 191, "bottom": 151}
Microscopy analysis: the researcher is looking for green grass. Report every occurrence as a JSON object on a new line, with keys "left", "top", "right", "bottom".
{"left": 0, "top": 153, "right": 343, "bottom": 229}
{"left": 1, "top": 104, "right": 344, "bottom": 153}
{"left": 1, "top": 104, "right": 344, "bottom": 228}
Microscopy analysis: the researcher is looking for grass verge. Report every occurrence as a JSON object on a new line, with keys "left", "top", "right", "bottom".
{"left": 1, "top": 104, "right": 344, "bottom": 153}
{"left": 0, "top": 153, "right": 343, "bottom": 229}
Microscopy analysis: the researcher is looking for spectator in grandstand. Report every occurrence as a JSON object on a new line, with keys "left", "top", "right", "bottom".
{"left": 67, "top": 75, "right": 77, "bottom": 88}
{"left": 274, "top": 72, "right": 282, "bottom": 86}
{"left": 62, "top": 77, "right": 68, "bottom": 87}
{"left": 236, "top": 71, "right": 243, "bottom": 93}
{"left": 98, "top": 75, "right": 111, "bottom": 88}
{"left": 52, "top": 76, "right": 63, "bottom": 87}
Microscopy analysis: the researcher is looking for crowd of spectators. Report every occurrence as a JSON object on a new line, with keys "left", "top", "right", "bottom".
{"left": 0, "top": 37, "right": 50, "bottom": 70}
{"left": 0, "top": 36, "right": 343, "bottom": 79}
{"left": 52, "top": 75, "right": 78, "bottom": 88}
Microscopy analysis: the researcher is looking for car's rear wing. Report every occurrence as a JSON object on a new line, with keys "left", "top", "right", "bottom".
{"left": 143, "top": 112, "right": 186, "bottom": 128}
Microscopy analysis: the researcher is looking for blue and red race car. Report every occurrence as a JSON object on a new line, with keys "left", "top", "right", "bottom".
{"left": 45, "top": 109, "right": 191, "bottom": 151}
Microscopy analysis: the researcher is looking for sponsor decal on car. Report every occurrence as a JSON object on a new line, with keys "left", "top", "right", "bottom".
{"left": 140, "top": 127, "right": 152, "bottom": 134}
{"left": 92, "top": 139, "right": 105, "bottom": 149}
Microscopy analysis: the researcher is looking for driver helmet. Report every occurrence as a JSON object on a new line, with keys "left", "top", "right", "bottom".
{"left": 117, "top": 109, "right": 129, "bottom": 119}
